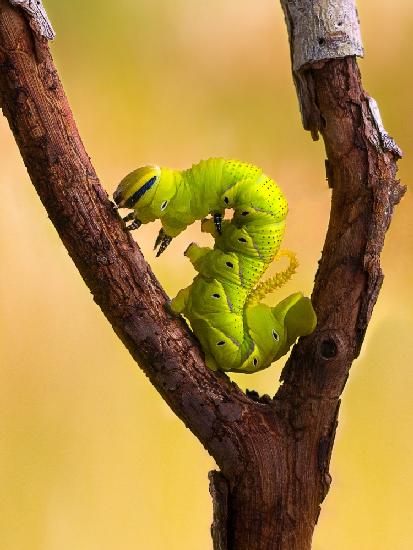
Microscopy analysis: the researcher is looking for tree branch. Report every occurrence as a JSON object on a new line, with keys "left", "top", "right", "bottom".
{"left": 0, "top": 0, "right": 257, "bottom": 477}
{"left": 0, "top": 1, "right": 405, "bottom": 548}
{"left": 269, "top": 0, "right": 405, "bottom": 546}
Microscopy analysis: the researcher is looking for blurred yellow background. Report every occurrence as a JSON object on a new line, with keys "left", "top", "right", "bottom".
{"left": 1, "top": 1, "right": 412, "bottom": 548}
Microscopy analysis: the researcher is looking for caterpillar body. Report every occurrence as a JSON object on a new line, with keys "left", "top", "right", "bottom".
{"left": 114, "top": 158, "right": 316, "bottom": 374}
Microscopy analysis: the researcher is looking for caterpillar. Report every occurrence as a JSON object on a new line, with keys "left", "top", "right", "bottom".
{"left": 113, "top": 158, "right": 316, "bottom": 374}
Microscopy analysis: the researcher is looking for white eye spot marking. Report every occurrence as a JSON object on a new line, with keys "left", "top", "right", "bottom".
{"left": 160, "top": 200, "right": 168, "bottom": 211}
{"left": 216, "top": 340, "right": 226, "bottom": 346}
{"left": 272, "top": 329, "right": 279, "bottom": 341}
{"left": 253, "top": 358, "right": 258, "bottom": 366}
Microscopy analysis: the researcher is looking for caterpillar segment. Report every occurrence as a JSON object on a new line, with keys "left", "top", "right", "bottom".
{"left": 114, "top": 158, "right": 316, "bottom": 374}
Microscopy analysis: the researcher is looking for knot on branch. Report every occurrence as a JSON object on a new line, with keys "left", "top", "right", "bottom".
{"left": 319, "top": 338, "right": 338, "bottom": 359}
{"left": 315, "top": 328, "right": 349, "bottom": 362}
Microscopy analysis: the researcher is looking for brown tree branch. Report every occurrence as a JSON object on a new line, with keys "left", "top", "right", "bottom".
{"left": 209, "top": 470, "right": 229, "bottom": 550}
{"left": 0, "top": 0, "right": 254, "bottom": 476}
{"left": 0, "top": 1, "right": 405, "bottom": 549}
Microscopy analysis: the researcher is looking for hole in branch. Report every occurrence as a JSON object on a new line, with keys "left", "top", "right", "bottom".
{"left": 320, "top": 339, "right": 338, "bottom": 359}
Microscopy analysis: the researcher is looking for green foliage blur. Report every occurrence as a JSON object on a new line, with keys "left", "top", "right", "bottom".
{"left": 0, "top": 1, "right": 412, "bottom": 548}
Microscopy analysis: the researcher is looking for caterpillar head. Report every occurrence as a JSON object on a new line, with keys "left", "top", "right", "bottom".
{"left": 113, "top": 165, "right": 176, "bottom": 224}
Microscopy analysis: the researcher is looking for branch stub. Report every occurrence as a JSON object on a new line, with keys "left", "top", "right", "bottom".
{"left": 285, "top": 0, "right": 364, "bottom": 71}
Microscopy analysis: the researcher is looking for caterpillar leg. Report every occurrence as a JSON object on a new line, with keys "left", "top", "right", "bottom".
{"left": 184, "top": 243, "right": 212, "bottom": 272}
{"left": 191, "top": 318, "right": 240, "bottom": 372}
{"left": 164, "top": 298, "right": 182, "bottom": 317}
{"left": 213, "top": 213, "right": 222, "bottom": 235}
{"left": 201, "top": 217, "right": 229, "bottom": 238}
{"left": 170, "top": 286, "right": 191, "bottom": 314}
{"left": 126, "top": 219, "right": 142, "bottom": 231}
{"left": 204, "top": 353, "right": 220, "bottom": 372}
{"left": 154, "top": 228, "right": 173, "bottom": 256}
{"left": 122, "top": 212, "right": 135, "bottom": 223}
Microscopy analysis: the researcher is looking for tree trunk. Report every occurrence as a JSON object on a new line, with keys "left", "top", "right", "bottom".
{"left": 0, "top": 1, "right": 404, "bottom": 548}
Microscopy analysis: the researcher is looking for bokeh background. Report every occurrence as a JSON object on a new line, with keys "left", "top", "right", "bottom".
{"left": 1, "top": 1, "right": 412, "bottom": 548}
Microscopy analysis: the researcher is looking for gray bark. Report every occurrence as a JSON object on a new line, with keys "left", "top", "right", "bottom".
{"left": 282, "top": 0, "right": 363, "bottom": 71}
{"left": 9, "top": 0, "right": 54, "bottom": 39}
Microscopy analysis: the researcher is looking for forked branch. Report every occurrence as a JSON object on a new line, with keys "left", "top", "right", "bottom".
{"left": 0, "top": 1, "right": 404, "bottom": 549}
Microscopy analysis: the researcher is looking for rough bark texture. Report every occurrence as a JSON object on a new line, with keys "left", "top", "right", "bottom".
{"left": 209, "top": 471, "right": 229, "bottom": 550}
{"left": 0, "top": 1, "right": 404, "bottom": 549}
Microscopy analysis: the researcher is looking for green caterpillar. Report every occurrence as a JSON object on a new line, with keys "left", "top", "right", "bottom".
{"left": 113, "top": 158, "right": 316, "bottom": 373}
